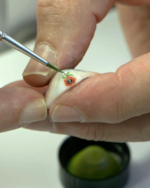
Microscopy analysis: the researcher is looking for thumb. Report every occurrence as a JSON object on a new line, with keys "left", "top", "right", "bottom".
{"left": 0, "top": 82, "right": 47, "bottom": 132}
{"left": 46, "top": 53, "right": 150, "bottom": 124}
{"left": 23, "top": 0, "right": 114, "bottom": 87}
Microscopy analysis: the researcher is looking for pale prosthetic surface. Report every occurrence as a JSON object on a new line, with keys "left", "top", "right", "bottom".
{"left": 45, "top": 69, "right": 95, "bottom": 108}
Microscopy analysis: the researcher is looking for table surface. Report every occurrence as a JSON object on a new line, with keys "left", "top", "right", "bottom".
{"left": 0, "top": 9, "right": 150, "bottom": 188}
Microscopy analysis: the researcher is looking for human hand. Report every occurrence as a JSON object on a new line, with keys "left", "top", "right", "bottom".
{"left": 23, "top": 0, "right": 150, "bottom": 142}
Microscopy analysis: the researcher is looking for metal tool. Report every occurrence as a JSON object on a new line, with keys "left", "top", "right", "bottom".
{"left": 0, "top": 31, "right": 63, "bottom": 73}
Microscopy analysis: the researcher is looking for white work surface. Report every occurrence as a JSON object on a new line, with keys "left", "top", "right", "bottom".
{"left": 0, "top": 9, "right": 150, "bottom": 188}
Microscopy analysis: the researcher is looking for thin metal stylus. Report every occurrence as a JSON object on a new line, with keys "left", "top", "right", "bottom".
{"left": 0, "top": 31, "right": 63, "bottom": 73}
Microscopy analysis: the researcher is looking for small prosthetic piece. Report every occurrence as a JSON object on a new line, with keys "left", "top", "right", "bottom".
{"left": 45, "top": 69, "right": 95, "bottom": 108}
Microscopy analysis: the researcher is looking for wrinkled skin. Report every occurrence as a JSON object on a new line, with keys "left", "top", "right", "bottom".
{"left": 1, "top": 0, "right": 150, "bottom": 142}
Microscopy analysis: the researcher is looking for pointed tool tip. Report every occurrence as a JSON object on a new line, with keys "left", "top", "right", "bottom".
{"left": 47, "top": 62, "right": 64, "bottom": 74}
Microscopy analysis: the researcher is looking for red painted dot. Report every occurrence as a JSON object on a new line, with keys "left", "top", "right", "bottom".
{"left": 64, "top": 76, "right": 76, "bottom": 86}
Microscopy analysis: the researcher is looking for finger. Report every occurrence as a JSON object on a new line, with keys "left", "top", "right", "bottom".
{"left": 23, "top": 0, "right": 114, "bottom": 87}
{"left": 26, "top": 113, "right": 150, "bottom": 142}
{"left": 0, "top": 83, "right": 47, "bottom": 132}
{"left": 44, "top": 53, "right": 150, "bottom": 125}
{"left": 53, "top": 115, "right": 150, "bottom": 142}
{"left": 117, "top": 3, "right": 150, "bottom": 58}
{"left": 5, "top": 80, "right": 48, "bottom": 94}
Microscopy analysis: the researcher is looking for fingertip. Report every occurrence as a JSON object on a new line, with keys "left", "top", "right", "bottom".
{"left": 23, "top": 74, "right": 51, "bottom": 87}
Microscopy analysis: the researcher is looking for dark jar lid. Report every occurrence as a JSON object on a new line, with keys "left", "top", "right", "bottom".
{"left": 58, "top": 136, "right": 130, "bottom": 188}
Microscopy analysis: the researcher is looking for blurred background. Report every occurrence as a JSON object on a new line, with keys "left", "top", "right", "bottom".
{"left": 1, "top": 2, "right": 150, "bottom": 188}
{"left": 0, "top": 0, "right": 37, "bottom": 52}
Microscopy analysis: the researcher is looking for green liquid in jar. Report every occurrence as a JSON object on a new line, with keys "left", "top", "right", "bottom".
{"left": 67, "top": 145, "right": 122, "bottom": 180}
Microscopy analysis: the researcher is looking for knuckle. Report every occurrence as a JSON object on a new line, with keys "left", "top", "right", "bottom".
{"left": 114, "top": 97, "right": 140, "bottom": 123}
{"left": 82, "top": 124, "right": 94, "bottom": 140}
{"left": 101, "top": 100, "right": 129, "bottom": 124}
{"left": 78, "top": 124, "right": 98, "bottom": 141}
{"left": 116, "top": 55, "right": 150, "bottom": 120}
{"left": 114, "top": 101, "right": 128, "bottom": 123}
{"left": 97, "top": 124, "right": 106, "bottom": 141}
{"left": 117, "top": 53, "right": 150, "bottom": 86}
{"left": 79, "top": 123, "right": 108, "bottom": 141}
{"left": 92, "top": 123, "right": 112, "bottom": 142}
{"left": 117, "top": 62, "right": 138, "bottom": 84}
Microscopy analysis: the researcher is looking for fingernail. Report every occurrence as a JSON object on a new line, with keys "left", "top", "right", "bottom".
{"left": 23, "top": 42, "right": 57, "bottom": 77}
{"left": 20, "top": 99, "right": 47, "bottom": 125}
{"left": 51, "top": 105, "right": 85, "bottom": 123}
